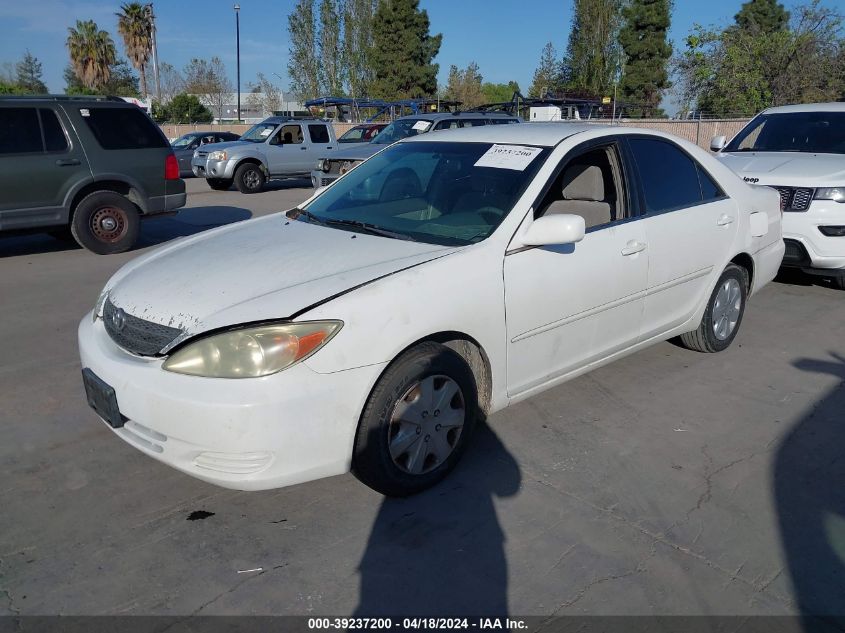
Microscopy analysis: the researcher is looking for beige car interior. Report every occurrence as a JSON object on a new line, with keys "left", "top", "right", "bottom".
{"left": 538, "top": 145, "right": 625, "bottom": 229}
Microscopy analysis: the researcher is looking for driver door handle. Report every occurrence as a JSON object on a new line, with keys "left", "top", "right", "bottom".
{"left": 300, "top": 146, "right": 308, "bottom": 151}
{"left": 55, "top": 158, "right": 81, "bottom": 166}
{"left": 717, "top": 214, "right": 735, "bottom": 226}
{"left": 621, "top": 240, "right": 647, "bottom": 256}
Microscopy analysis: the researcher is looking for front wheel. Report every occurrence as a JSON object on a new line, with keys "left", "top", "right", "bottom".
{"left": 352, "top": 342, "right": 479, "bottom": 497}
{"left": 207, "top": 177, "right": 233, "bottom": 191}
{"left": 234, "top": 163, "right": 265, "bottom": 194}
{"left": 679, "top": 263, "right": 748, "bottom": 353}
{"left": 70, "top": 191, "right": 140, "bottom": 255}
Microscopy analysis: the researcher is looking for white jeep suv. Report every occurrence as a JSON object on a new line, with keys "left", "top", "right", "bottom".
{"left": 712, "top": 103, "right": 845, "bottom": 289}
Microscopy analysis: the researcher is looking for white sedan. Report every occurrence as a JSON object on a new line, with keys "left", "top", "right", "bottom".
{"left": 78, "top": 123, "right": 784, "bottom": 496}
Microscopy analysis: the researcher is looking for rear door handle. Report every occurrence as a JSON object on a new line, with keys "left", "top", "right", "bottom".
{"left": 300, "top": 146, "right": 308, "bottom": 151}
{"left": 56, "top": 159, "right": 81, "bottom": 167}
{"left": 717, "top": 214, "right": 735, "bottom": 226}
{"left": 621, "top": 240, "right": 647, "bottom": 256}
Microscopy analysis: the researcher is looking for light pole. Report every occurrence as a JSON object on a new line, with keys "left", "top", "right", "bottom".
{"left": 234, "top": 4, "right": 241, "bottom": 122}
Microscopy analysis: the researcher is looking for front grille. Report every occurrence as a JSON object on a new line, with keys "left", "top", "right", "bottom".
{"left": 195, "top": 151, "right": 208, "bottom": 159}
{"left": 103, "top": 298, "right": 183, "bottom": 356}
{"left": 782, "top": 239, "right": 810, "bottom": 266}
{"left": 319, "top": 177, "right": 335, "bottom": 187}
{"left": 774, "top": 186, "right": 814, "bottom": 212}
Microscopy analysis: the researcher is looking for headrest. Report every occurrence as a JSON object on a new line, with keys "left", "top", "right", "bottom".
{"left": 561, "top": 164, "right": 605, "bottom": 202}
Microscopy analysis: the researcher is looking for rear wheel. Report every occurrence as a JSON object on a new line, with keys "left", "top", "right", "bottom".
{"left": 352, "top": 342, "right": 478, "bottom": 497}
{"left": 679, "top": 264, "right": 748, "bottom": 353}
{"left": 207, "top": 178, "right": 233, "bottom": 191}
{"left": 234, "top": 163, "right": 265, "bottom": 194}
{"left": 70, "top": 191, "right": 140, "bottom": 255}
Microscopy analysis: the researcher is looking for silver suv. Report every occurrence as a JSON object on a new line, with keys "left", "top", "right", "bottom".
{"left": 311, "top": 112, "right": 521, "bottom": 188}
{"left": 192, "top": 117, "right": 337, "bottom": 193}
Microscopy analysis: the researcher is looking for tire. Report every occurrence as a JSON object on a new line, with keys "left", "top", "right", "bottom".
{"left": 70, "top": 191, "right": 140, "bottom": 255}
{"left": 352, "top": 342, "right": 479, "bottom": 497}
{"left": 832, "top": 273, "right": 845, "bottom": 291}
{"left": 679, "top": 263, "right": 749, "bottom": 353}
{"left": 207, "top": 178, "right": 233, "bottom": 191}
{"left": 234, "top": 163, "right": 265, "bottom": 194}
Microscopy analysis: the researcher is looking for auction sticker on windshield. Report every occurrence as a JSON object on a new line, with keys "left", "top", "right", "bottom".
{"left": 474, "top": 144, "right": 543, "bottom": 171}
{"left": 412, "top": 120, "right": 432, "bottom": 131}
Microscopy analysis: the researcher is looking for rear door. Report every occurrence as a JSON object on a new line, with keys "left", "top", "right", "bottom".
{"left": 304, "top": 123, "right": 333, "bottom": 171}
{"left": 626, "top": 136, "right": 738, "bottom": 340}
{"left": 0, "top": 105, "right": 90, "bottom": 229}
{"left": 73, "top": 104, "right": 176, "bottom": 211}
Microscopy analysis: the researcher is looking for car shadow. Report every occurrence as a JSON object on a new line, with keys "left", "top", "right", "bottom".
{"left": 775, "top": 352, "right": 845, "bottom": 630}
{"left": 354, "top": 422, "right": 521, "bottom": 617}
{"left": 774, "top": 268, "right": 841, "bottom": 292}
{"left": 0, "top": 206, "right": 252, "bottom": 258}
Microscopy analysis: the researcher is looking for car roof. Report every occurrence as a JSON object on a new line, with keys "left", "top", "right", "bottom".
{"left": 397, "top": 111, "right": 520, "bottom": 122}
{"left": 763, "top": 102, "right": 845, "bottom": 114}
{"left": 0, "top": 95, "right": 136, "bottom": 106}
{"left": 402, "top": 121, "right": 604, "bottom": 148}
{"left": 262, "top": 116, "right": 325, "bottom": 124}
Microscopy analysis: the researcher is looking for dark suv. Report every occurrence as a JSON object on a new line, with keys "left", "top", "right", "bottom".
{"left": 0, "top": 96, "right": 186, "bottom": 254}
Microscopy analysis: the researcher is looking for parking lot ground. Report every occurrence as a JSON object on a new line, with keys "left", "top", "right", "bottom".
{"left": 1, "top": 177, "right": 844, "bottom": 618}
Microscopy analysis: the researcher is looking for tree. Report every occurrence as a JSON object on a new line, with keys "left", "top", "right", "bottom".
{"left": 15, "top": 51, "right": 48, "bottom": 94}
{"left": 163, "top": 94, "right": 213, "bottom": 123}
{"left": 618, "top": 0, "right": 672, "bottom": 117}
{"left": 370, "top": 0, "right": 442, "bottom": 99}
{"left": 318, "top": 0, "right": 345, "bottom": 95}
{"left": 343, "top": 0, "right": 378, "bottom": 97}
{"left": 444, "top": 62, "right": 484, "bottom": 108}
{"left": 0, "top": 80, "right": 26, "bottom": 95}
{"left": 247, "top": 72, "right": 284, "bottom": 116}
{"left": 116, "top": 2, "right": 153, "bottom": 97}
{"left": 564, "top": 0, "right": 623, "bottom": 97}
{"left": 66, "top": 19, "right": 117, "bottom": 90}
{"left": 673, "top": 1, "right": 845, "bottom": 117}
{"left": 158, "top": 62, "right": 184, "bottom": 103}
{"left": 481, "top": 81, "right": 521, "bottom": 104}
{"left": 288, "top": 0, "right": 320, "bottom": 100}
{"left": 529, "top": 42, "right": 567, "bottom": 97}
{"left": 183, "top": 57, "right": 233, "bottom": 120}
{"left": 64, "top": 60, "right": 140, "bottom": 97}
{"left": 735, "top": 0, "right": 790, "bottom": 34}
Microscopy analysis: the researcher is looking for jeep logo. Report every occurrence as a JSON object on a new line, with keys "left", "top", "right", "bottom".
{"left": 743, "top": 176, "right": 760, "bottom": 184}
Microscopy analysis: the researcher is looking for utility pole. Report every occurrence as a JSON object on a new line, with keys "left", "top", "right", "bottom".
{"left": 147, "top": 3, "right": 161, "bottom": 101}
{"left": 234, "top": 4, "right": 241, "bottom": 122}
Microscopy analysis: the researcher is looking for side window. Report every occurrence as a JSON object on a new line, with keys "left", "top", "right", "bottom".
{"left": 82, "top": 107, "right": 168, "bottom": 150}
{"left": 436, "top": 120, "right": 461, "bottom": 130}
{"left": 273, "top": 124, "right": 303, "bottom": 145}
{"left": 697, "top": 165, "right": 724, "bottom": 201}
{"left": 462, "top": 120, "right": 487, "bottom": 127}
{"left": 0, "top": 108, "right": 42, "bottom": 154}
{"left": 40, "top": 109, "right": 69, "bottom": 152}
{"left": 628, "top": 138, "right": 702, "bottom": 213}
{"left": 308, "top": 124, "right": 330, "bottom": 144}
{"left": 536, "top": 144, "right": 626, "bottom": 230}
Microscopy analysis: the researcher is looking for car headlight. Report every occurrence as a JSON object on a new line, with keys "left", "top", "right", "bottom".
{"left": 815, "top": 187, "right": 845, "bottom": 203}
{"left": 93, "top": 289, "right": 109, "bottom": 322}
{"left": 316, "top": 158, "right": 330, "bottom": 172}
{"left": 208, "top": 150, "right": 228, "bottom": 161}
{"left": 162, "top": 321, "right": 342, "bottom": 379}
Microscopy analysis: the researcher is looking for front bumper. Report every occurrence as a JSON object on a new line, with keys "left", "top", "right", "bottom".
{"left": 310, "top": 170, "right": 339, "bottom": 189}
{"left": 192, "top": 157, "right": 236, "bottom": 180}
{"left": 782, "top": 200, "right": 845, "bottom": 271}
{"left": 78, "top": 313, "right": 385, "bottom": 491}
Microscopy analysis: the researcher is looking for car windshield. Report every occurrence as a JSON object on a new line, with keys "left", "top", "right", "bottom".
{"left": 725, "top": 111, "right": 845, "bottom": 154}
{"left": 299, "top": 141, "right": 549, "bottom": 246}
{"left": 340, "top": 127, "right": 366, "bottom": 142}
{"left": 240, "top": 122, "right": 278, "bottom": 142}
{"left": 171, "top": 134, "right": 198, "bottom": 148}
{"left": 370, "top": 119, "right": 431, "bottom": 145}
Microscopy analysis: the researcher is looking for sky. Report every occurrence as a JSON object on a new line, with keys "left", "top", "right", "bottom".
{"left": 0, "top": 0, "right": 824, "bottom": 114}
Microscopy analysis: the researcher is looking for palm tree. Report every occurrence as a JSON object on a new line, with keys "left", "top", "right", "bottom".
{"left": 116, "top": 3, "right": 153, "bottom": 97}
{"left": 67, "top": 20, "right": 117, "bottom": 90}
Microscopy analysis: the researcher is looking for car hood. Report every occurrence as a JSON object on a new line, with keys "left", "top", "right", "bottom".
{"left": 106, "top": 213, "right": 456, "bottom": 337}
{"left": 323, "top": 143, "right": 384, "bottom": 162}
{"left": 717, "top": 151, "right": 845, "bottom": 186}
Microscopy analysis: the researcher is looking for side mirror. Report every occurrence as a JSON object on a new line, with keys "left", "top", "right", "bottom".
{"left": 710, "top": 135, "right": 727, "bottom": 152}
{"left": 520, "top": 214, "right": 586, "bottom": 247}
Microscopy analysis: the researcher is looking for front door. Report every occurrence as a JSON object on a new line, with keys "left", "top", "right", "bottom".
{"left": 504, "top": 140, "right": 648, "bottom": 398}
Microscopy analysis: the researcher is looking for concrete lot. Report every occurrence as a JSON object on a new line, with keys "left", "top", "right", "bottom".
{"left": 1, "top": 177, "right": 844, "bottom": 619}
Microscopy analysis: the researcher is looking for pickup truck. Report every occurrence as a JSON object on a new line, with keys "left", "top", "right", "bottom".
{"left": 192, "top": 116, "right": 337, "bottom": 193}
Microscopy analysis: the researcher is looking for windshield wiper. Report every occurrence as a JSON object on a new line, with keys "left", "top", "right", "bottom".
{"left": 323, "top": 219, "right": 417, "bottom": 241}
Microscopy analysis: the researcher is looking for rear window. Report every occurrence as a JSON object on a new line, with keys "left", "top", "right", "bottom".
{"left": 82, "top": 106, "right": 167, "bottom": 150}
{"left": 308, "top": 124, "right": 330, "bottom": 144}
{"left": 40, "top": 109, "right": 69, "bottom": 152}
{"left": 0, "top": 108, "right": 42, "bottom": 154}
